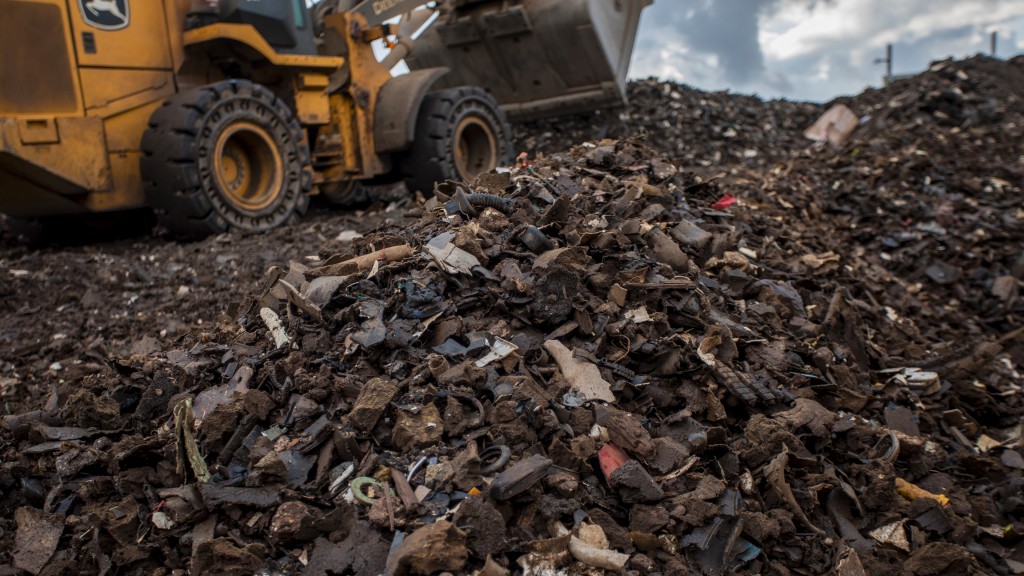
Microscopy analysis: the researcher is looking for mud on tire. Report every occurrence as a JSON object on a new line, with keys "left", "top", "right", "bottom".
{"left": 401, "top": 86, "right": 512, "bottom": 195}
{"left": 141, "top": 79, "right": 311, "bottom": 239}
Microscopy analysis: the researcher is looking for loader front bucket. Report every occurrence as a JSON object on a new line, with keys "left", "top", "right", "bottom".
{"left": 404, "top": 0, "right": 651, "bottom": 121}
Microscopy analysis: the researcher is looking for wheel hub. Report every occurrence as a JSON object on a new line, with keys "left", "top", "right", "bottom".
{"left": 454, "top": 116, "right": 497, "bottom": 182}
{"left": 213, "top": 122, "right": 284, "bottom": 212}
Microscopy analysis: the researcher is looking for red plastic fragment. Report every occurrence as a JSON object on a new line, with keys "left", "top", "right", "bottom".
{"left": 711, "top": 194, "right": 738, "bottom": 210}
{"left": 598, "top": 443, "right": 631, "bottom": 480}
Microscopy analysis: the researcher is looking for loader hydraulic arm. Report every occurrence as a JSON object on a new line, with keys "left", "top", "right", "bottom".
{"left": 349, "top": 0, "right": 436, "bottom": 29}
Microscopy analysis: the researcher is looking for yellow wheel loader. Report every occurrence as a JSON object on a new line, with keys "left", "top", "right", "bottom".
{"left": 0, "top": 0, "right": 650, "bottom": 239}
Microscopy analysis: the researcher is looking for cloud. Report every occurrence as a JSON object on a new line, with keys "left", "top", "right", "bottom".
{"left": 629, "top": 0, "right": 1024, "bottom": 101}
{"left": 633, "top": 0, "right": 780, "bottom": 88}
{"left": 675, "top": 0, "right": 776, "bottom": 84}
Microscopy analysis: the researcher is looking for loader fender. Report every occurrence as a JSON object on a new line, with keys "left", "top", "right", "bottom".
{"left": 374, "top": 67, "right": 450, "bottom": 154}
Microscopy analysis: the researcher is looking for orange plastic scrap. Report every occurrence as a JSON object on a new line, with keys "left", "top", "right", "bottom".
{"left": 895, "top": 477, "right": 950, "bottom": 506}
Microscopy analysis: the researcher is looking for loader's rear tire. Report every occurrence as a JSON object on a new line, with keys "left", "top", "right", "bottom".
{"left": 141, "top": 80, "right": 311, "bottom": 240}
{"left": 3, "top": 210, "right": 156, "bottom": 246}
{"left": 401, "top": 87, "right": 512, "bottom": 195}
{"left": 3, "top": 216, "right": 57, "bottom": 245}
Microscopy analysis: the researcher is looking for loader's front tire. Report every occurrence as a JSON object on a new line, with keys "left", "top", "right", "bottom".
{"left": 141, "top": 80, "right": 311, "bottom": 239}
{"left": 401, "top": 87, "right": 512, "bottom": 195}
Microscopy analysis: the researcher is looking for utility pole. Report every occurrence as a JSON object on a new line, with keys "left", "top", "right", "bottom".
{"left": 991, "top": 31, "right": 998, "bottom": 57}
{"left": 874, "top": 44, "right": 893, "bottom": 85}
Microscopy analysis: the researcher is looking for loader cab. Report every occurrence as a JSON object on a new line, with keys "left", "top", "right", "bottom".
{"left": 194, "top": 0, "right": 319, "bottom": 55}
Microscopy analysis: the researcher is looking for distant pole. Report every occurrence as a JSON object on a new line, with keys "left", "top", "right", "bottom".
{"left": 991, "top": 31, "right": 998, "bottom": 57}
{"left": 886, "top": 44, "right": 893, "bottom": 80}
{"left": 875, "top": 44, "right": 894, "bottom": 85}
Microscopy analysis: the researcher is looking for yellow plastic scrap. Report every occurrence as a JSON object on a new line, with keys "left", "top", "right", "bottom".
{"left": 895, "top": 477, "right": 949, "bottom": 506}
{"left": 173, "top": 398, "right": 211, "bottom": 484}
{"left": 468, "top": 487, "right": 482, "bottom": 496}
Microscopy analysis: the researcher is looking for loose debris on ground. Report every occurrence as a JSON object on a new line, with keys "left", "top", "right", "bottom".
{"left": 1, "top": 55, "right": 1023, "bottom": 575}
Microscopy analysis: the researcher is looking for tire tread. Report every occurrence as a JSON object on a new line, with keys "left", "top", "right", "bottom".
{"left": 140, "top": 79, "right": 311, "bottom": 240}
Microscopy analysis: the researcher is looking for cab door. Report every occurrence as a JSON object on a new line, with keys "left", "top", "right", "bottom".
{"left": 65, "top": 0, "right": 178, "bottom": 210}
{"left": 67, "top": 0, "right": 172, "bottom": 69}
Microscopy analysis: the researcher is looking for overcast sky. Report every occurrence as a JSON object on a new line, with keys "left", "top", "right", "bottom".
{"left": 628, "top": 0, "right": 1024, "bottom": 102}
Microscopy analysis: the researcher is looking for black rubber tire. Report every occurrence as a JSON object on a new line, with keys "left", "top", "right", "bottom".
{"left": 400, "top": 86, "right": 512, "bottom": 195}
{"left": 141, "top": 80, "right": 311, "bottom": 239}
{"left": 319, "top": 180, "right": 370, "bottom": 207}
{"left": 3, "top": 210, "right": 156, "bottom": 246}
{"left": 3, "top": 216, "right": 54, "bottom": 246}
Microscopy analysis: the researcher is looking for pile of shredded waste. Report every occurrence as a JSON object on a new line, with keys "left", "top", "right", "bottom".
{"left": 1, "top": 55, "right": 1023, "bottom": 576}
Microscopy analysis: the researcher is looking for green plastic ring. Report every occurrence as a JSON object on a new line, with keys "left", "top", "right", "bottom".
{"left": 350, "top": 476, "right": 386, "bottom": 505}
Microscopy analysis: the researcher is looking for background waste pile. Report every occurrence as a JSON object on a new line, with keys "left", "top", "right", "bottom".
{"left": 1, "top": 55, "right": 1022, "bottom": 576}
{"left": 515, "top": 80, "right": 822, "bottom": 170}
